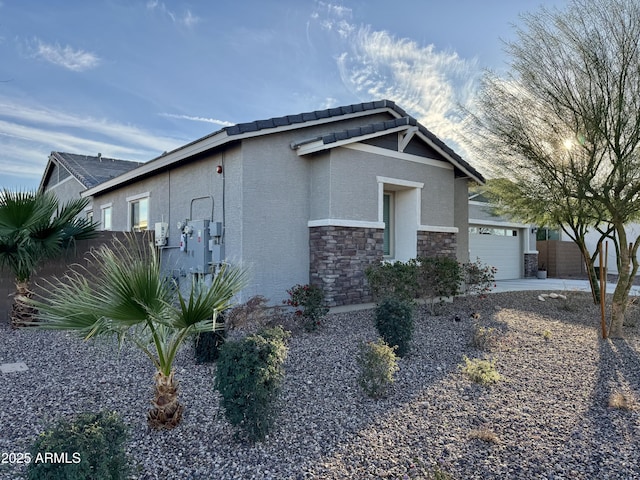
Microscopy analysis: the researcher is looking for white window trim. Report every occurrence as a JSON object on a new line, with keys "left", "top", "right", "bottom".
{"left": 126, "top": 192, "right": 150, "bottom": 232}
{"left": 100, "top": 203, "right": 113, "bottom": 231}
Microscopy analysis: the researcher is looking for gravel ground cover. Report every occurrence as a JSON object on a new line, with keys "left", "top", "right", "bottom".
{"left": 1, "top": 290, "right": 639, "bottom": 479}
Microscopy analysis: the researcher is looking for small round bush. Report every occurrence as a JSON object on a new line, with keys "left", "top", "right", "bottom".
{"left": 194, "top": 328, "right": 226, "bottom": 363}
{"left": 215, "top": 326, "right": 290, "bottom": 441}
{"left": 374, "top": 297, "right": 414, "bottom": 357}
{"left": 356, "top": 338, "right": 399, "bottom": 398}
{"left": 27, "top": 411, "right": 129, "bottom": 480}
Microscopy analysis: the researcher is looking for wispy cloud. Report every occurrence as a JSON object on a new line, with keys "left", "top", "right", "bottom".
{"left": 0, "top": 98, "right": 185, "bottom": 184}
{"left": 159, "top": 113, "right": 234, "bottom": 127}
{"left": 314, "top": 7, "right": 481, "bottom": 158}
{"left": 30, "top": 38, "right": 100, "bottom": 71}
{"left": 146, "top": 1, "right": 200, "bottom": 27}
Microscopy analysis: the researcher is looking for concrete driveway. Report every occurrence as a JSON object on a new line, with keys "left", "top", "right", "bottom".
{"left": 494, "top": 277, "right": 640, "bottom": 296}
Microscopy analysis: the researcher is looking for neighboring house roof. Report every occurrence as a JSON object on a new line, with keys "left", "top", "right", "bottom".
{"left": 83, "top": 99, "right": 485, "bottom": 197}
{"left": 39, "top": 152, "right": 144, "bottom": 191}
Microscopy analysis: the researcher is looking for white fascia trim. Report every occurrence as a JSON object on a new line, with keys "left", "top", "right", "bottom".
{"left": 376, "top": 176, "right": 425, "bottom": 189}
{"left": 294, "top": 125, "right": 412, "bottom": 155}
{"left": 418, "top": 225, "right": 459, "bottom": 233}
{"left": 47, "top": 174, "right": 78, "bottom": 190}
{"left": 308, "top": 219, "right": 385, "bottom": 229}
{"left": 83, "top": 108, "right": 395, "bottom": 198}
{"left": 126, "top": 192, "right": 150, "bottom": 202}
{"left": 347, "top": 143, "right": 453, "bottom": 171}
{"left": 469, "top": 218, "right": 530, "bottom": 229}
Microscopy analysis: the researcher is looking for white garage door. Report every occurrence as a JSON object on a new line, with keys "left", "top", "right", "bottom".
{"left": 469, "top": 227, "right": 522, "bottom": 280}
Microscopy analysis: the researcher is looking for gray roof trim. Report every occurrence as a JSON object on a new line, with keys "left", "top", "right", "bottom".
{"left": 83, "top": 99, "right": 484, "bottom": 196}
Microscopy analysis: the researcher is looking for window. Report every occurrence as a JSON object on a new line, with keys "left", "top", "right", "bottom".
{"left": 101, "top": 205, "right": 112, "bottom": 231}
{"left": 86, "top": 210, "right": 93, "bottom": 223}
{"left": 383, "top": 192, "right": 394, "bottom": 257}
{"left": 130, "top": 197, "right": 149, "bottom": 231}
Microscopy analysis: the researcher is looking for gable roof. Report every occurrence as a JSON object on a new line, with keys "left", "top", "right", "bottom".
{"left": 83, "top": 99, "right": 484, "bottom": 197}
{"left": 40, "top": 152, "right": 144, "bottom": 192}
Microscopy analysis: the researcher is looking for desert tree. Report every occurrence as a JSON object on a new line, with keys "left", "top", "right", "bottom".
{"left": 468, "top": 0, "right": 640, "bottom": 337}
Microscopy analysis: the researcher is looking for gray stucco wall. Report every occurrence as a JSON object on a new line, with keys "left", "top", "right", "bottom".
{"left": 326, "top": 146, "right": 456, "bottom": 227}
{"left": 454, "top": 178, "right": 471, "bottom": 262}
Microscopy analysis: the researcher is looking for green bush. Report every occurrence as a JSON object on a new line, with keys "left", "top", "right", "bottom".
{"left": 356, "top": 338, "right": 399, "bottom": 398}
{"left": 459, "top": 356, "right": 502, "bottom": 385}
{"left": 27, "top": 411, "right": 129, "bottom": 480}
{"left": 215, "top": 326, "right": 290, "bottom": 441}
{"left": 374, "top": 297, "right": 414, "bottom": 357}
{"left": 195, "top": 323, "right": 226, "bottom": 363}
{"left": 283, "top": 284, "right": 329, "bottom": 331}
{"left": 365, "top": 259, "right": 420, "bottom": 302}
{"left": 461, "top": 258, "right": 497, "bottom": 297}
{"left": 366, "top": 257, "right": 461, "bottom": 308}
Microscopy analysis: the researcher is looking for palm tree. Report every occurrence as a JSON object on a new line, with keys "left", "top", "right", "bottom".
{"left": 0, "top": 189, "right": 97, "bottom": 327}
{"left": 30, "top": 235, "right": 248, "bottom": 430}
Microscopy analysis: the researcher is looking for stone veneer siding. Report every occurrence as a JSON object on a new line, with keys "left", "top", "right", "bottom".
{"left": 524, "top": 252, "right": 539, "bottom": 278}
{"left": 416, "top": 231, "right": 457, "bottom": 258}
{"left": 309, "top": 226, "right": 384, "bottom": 307}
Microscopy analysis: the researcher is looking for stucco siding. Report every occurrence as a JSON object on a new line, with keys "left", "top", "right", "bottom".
{"left": 327, "top": 146, "right": 455, "bottom": 227}
{"left": 454, "top": 178, "right": 470, "bottom": 262}
{"left": 239, "top": 135, "right": 311, "bottom": 302}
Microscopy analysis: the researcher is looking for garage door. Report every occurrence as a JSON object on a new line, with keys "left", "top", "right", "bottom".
{"left": 469, "top": 227, "right": 521, "bottom": 280}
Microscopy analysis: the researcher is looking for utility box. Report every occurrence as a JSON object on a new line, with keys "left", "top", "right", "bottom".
{"left": 184, "top": 219, "right": 212, "bottom": 274}
{"left": 155, "top": 222, "right": 168, "bottom": 246}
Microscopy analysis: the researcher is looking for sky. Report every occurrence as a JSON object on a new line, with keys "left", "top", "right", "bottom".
{"left": 0, "top": 0, "right": 567, "bottom": 191}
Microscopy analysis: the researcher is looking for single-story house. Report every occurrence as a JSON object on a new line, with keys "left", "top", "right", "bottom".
{"left": 468, "top": 192, "right": 538, "bottom": 279}
{"left": 41, "top": 100, "right": 485, "bottom": 306}
{"left": 39, "top": 151, "right": 143, "bottom": 223}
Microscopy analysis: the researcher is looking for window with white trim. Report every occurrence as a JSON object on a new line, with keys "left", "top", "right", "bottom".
{"left": 129, "top": 196, "right": 149, "bottom": 231}
{"left": 101, "top": 204, "right": 112, "bottom": 231}
{"left": 383, "top": 192, "right": 394, "bottom": 257}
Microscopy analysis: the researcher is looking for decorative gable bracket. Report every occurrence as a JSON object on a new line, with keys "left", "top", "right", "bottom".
{"left": 399, "top": 126, "right": 419, "bottom": 153}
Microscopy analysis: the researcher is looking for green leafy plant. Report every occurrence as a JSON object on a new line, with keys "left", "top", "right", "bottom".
{"left": 27, "top": 411, "right": 129, "bottom": 480}
{"left": 542, "top": 329, "right": 552, "bottom": 341}
{"left": 215, "top": 326, "right": 290, "bottom": 441}
{"left": 30, "top": 235, "right": 248, "bottom": 430}
{"left": 461, "top": 258, "right": 497, "bottom": 297}
{"left": 356, "top": 338, "right": 399, "bottom": 398}
{"left": 459, "top": 356, "right": 502, "bottom": 385}
{"left": 0, "top": 189, "right": 97, "bottom": 327}
{"left": 194, "top": 327, "right": 226, "bottom": 363}
{"left": 283, "top": 284, "right": 329, "bottom": 331}
{"left": 366, "top": 257, "right": 462, "bottom": 312}
{"left": 416, "top": 256, "right": 461, "bottom": 300}
{"left": 365, "top": 259, "right": 421, "bottom": 302}
{"left": 374, "top": 297, "right": 414, "bottom": 357}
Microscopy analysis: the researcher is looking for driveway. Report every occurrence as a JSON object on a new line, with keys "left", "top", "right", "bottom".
{"left": 494, "top": 277, "right": 640, "bottom": 296}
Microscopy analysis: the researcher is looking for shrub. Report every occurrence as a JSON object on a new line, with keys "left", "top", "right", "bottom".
{"left": 283, "top": 284, "right": 329, "bottom": 331}
{"left": 27, "top": 411, "right": 129, "bottom": 480}
{"left": 471, "top": 324, "right": 501, "bottom": 351}
{"left": 356, "top": 338, "right": 399, "bottom": 398}
{"left": 194, "top": 327, "right": 226, "bottom": 363}
{"left": 366, "top": 257, "right": 462, "bottom": 311}
{"left": 365, "top": 259, "right": 420, "bottom": 302}
{"left": 226, "top": 295, "right": 274, "bottom": 333}
{"left": 374, "top": 297, "right": 414, "bottom": 357}
{"left": 459, "top": 356, "right": 502, "bottom": 385}
{"left": 416, "top": 256, "right": 461, "bottom": 299}
{"left": 461, "top": 258, "right": 497, "bottom": 297}
{"left": 215, "top": 326, "right": 290, "bottom": 441}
